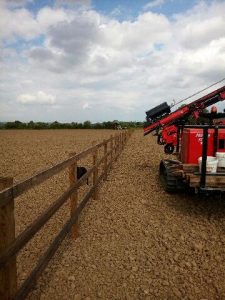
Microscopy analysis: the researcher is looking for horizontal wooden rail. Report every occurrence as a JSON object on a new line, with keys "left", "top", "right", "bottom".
{"left": 14, "top": 171, "right": 105, "bottom": 300}
{"left": 0, "top": 137, "right": 116, "bottom": 208}
{"left": 0, "top": 129, "right": 133, "bottom": 300}
{"left": 0, "top": 147, "right": 115, "bottom": 268}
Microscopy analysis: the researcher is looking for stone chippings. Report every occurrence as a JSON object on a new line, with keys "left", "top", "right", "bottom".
{"left": 1, "top": 129, "right": 225, "bottom": 299}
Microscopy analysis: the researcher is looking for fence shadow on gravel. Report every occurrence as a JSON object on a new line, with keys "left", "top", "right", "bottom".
{"left": 0, "top": 130, "right": 133, "bottom": 300}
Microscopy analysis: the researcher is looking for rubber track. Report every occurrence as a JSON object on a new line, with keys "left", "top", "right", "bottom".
{"left": 160, "top": 161, "right": 184, "bottom": 193}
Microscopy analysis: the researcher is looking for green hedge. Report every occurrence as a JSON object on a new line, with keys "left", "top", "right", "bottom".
{"left": 0, "top": 120, "right": 143, "bottom": 130}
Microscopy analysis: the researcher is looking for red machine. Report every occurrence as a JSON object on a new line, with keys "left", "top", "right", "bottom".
{"left": 144, "top": 85, "right": 225, "bottom": 154}
{"left": 181, "top": 128, "right": 225, "bottom": 164}
{"left": 144, "top": 85, "right": 225, "bottom": 195}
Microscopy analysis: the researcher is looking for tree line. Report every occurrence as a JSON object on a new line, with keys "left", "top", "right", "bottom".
{"left": 0, "top": 120, "right": 143, "bottom": 130}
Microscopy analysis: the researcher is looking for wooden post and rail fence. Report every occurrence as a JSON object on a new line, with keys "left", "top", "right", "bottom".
{"left": 0, "top": 129, "right": 133, "bottom": 300}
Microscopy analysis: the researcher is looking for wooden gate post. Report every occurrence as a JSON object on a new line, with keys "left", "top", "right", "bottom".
{"left": 0, "top": 177, "right": 17, "bottom": 300}
{"left": 104, "top": 140, "right": 108, "bottom": 180}
{"left": 68, "top": 153, "right": 79, "bottom": 239}
{"left": 92, "top": 143, "right": 99, "bottom": 200}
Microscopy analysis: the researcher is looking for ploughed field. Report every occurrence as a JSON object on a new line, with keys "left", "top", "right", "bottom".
{"left": 1, "top": 129, "right": 225, "bottom": 299}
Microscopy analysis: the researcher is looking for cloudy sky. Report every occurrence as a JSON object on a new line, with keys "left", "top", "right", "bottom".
{"left": 1, "top": 0, "right": 225, "bottom": 122}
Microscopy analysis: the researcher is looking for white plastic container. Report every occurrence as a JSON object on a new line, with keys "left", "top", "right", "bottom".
{"left": 198, "top": 156, "right": 218, "bottom": 173}
{"left": 216, "top": 152, "right": 225, "bottom": 168}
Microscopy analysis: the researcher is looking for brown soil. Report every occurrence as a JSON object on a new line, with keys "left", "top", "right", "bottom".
{"left": 1, "top": 129, "right": 225, "bottom": 299}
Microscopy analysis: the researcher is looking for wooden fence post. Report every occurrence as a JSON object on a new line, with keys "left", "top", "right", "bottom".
{"left": 92, "top": 142, "right": 98, "bottom": 200}
{"left": 114, "top": 135, "right": 116, "bottom": 159}
{"left": 118, "top": 133, "right": 120, "bottom": 154}
{"left": 110, "top": 135, "right": 113, "bottom": 168}
{"left": 115, "top": 135, "right": 118, "bottom": 160}
{"left": 122, "top": 131, "right": 125, "bottom": 149}
{"left": 118, "top": 134, "right": 120, "bottom": 153}
{"left": 68, "top": 153, "right": 79, "bottom": 239}
{"left": 104, "top": 140, "right": 107, "bottom": 180}
{"left": 118, "top": 132, "right": 122, "bottom": 155}
{"left": 0, "top": 177, "right": 17, "bottom": 300}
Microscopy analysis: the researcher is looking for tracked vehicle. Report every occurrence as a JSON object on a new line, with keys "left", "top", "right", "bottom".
{"left": 144, "top": 85, "right": 225, "bottom": 195}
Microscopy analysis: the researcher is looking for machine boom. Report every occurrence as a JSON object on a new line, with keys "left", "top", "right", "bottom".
{"left": 144, "top": 85, "right": 225, "bottom": 153}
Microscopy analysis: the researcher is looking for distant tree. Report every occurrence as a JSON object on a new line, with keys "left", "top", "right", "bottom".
{"left": 33, "top": 122, "right": 48, "bottom": 129}
{"left": 83, "top": 120, "right": 91, "bottom": 129}
{"left": 136, "top": 122, "right": 144, "bottom": 127}
{"left": 0, "top": 119, "right": 142, "bottom": 130}
{"left": 15, "top": 120, "right": 24, "bottom": 128}
{"left": 94, "top": 122, "right": 103, "bottom": 129}
{"left": 71, "top": 122, "right": 78, "bottom": 129}
{"left": 5, "top": 120, "right": 26, "bottom": 129}
{"left": 102, "top": 121, "right": 114, "bottom": 129}
{"left": 50, "top": 121, "right": 60, "bottom": 129}
{"left": 27, "top": 121, "right": 34, "bottom": 129}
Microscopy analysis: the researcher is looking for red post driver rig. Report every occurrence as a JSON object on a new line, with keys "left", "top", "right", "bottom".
{"left": 144, "top": 85, "right": 225, "bottom": 154}
{"left": 144, "top": 85, "right": 225, "bottom": 195}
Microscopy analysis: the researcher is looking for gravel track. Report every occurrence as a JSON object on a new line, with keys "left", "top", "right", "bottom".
{"left": 1, "top": 129, "right": 225, "bottom": 299}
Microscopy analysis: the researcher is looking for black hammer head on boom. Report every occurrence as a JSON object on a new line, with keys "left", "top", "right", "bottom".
{"left": 145, "top": 102, "right": 171, "bottom": 123}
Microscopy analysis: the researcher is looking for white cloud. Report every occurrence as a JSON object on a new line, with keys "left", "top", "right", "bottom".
{"left": 28, "top": 10, "right": 170, "bottom": 74}
{"left": 101, "top": 12, "right": 170, "bottom": 52}
{"left": 143, "top": 0, "right": 165, "bottom": 10}
{"left": 0, "top": 4, "right": 72, "bottom": 41}
{"left": 1, "top": 1, "right": 225, "bottom": 122}
{"left": 82, "top": 102, "right": 91, "bottom": 110}
{"left": 17, "top": 91, "right": 56, "bottom": 105}
{"left": 173, "top": 2, "right": 225, "bottom": 50}
{"left": 37, "top": 7, "right": 73, "bottom": 30}
{"left": 0, "top": 6, "right": 39, "bottom": 41}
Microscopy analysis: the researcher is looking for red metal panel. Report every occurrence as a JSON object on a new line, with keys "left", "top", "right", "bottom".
{"left": 181, "top": 129, "right": 225, "bottom": 164}
{"left": 161, "top": 125, "right": 177, "bottom": 145}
